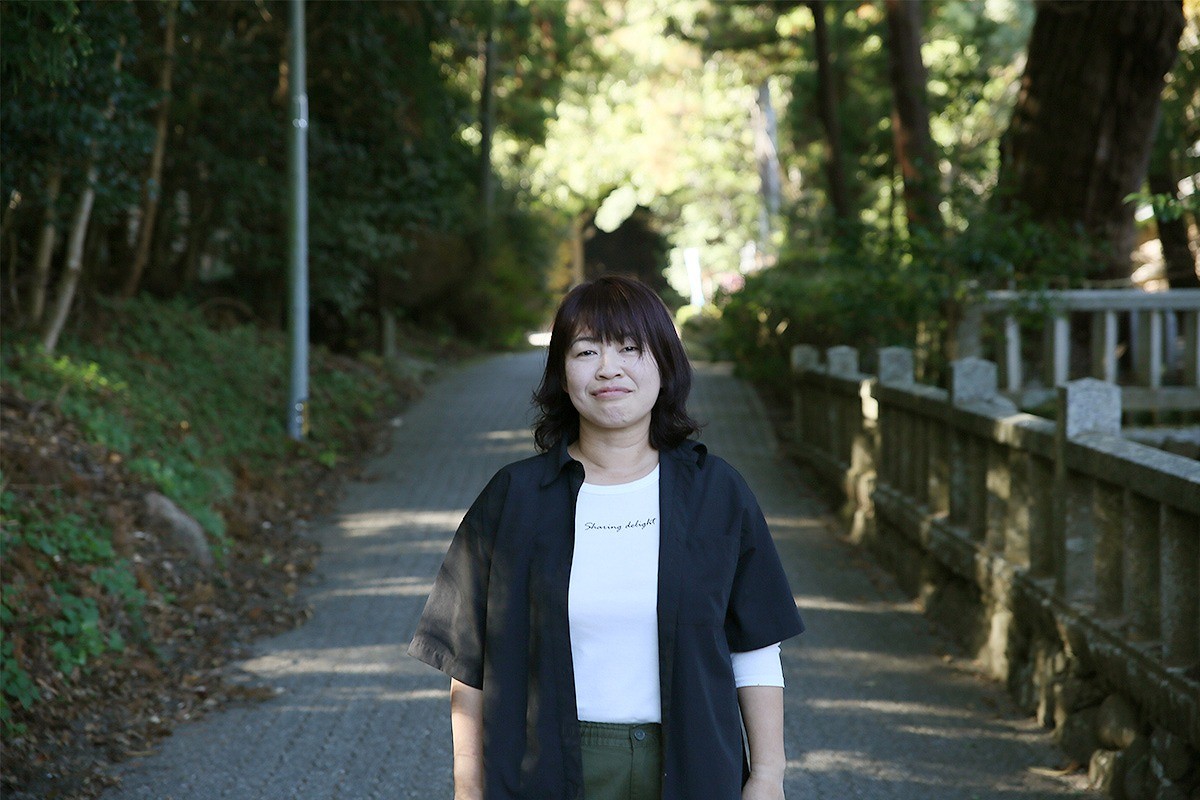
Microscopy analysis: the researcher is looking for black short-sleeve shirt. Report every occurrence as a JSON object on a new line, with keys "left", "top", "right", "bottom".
{"left": 408, "top": 438, "right": 804, "bottom": 799}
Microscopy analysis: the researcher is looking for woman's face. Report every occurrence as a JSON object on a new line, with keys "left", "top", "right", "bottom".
{"left": 564, "top": 331, "right": 661, "bottom": 440}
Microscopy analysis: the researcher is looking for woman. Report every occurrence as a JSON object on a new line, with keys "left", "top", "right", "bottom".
{"left": 409, "top": 276, "right": 804, "bottom": 800}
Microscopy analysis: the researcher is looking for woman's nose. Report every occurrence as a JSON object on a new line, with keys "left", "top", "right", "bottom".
{"left": 596, "top": 348, "right": 624, "bottom": 376}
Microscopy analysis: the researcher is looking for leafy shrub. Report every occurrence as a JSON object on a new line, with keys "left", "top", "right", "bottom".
{"left": 0, "top": 488, "right": 140, "bottom": 733}
{"left": 426, "top": 198, "right": 558, "bottom": 349}
{"left": 716, "top": 212, "right": 1100, "bottom": 396}
{"left": 678, "top": 304, "right": 730, "bottom": 363}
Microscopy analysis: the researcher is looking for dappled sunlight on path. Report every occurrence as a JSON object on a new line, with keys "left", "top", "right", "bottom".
{"left": 106, "top": 351, "right": 1088, "bottom": 799}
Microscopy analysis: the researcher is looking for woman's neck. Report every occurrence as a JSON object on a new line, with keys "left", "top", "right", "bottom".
{"left": 569, "top": 426, "right": 658, "bottom": 486}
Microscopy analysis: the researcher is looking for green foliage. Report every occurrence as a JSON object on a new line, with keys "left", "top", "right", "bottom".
{"left": 0, "top": 0, "right": 86, "bottom": 89}
{"left": 1125, "top": 189, "right": 1200, "bottom": 224}
{"left": 0, "top": 487, "right": 141, "bottom": 733}
{"left": 717, "top": 210, "right": 1101, "bottom": 394}
{"left": 7, "top": 297, "right": 400, "bottom": 526}
{"left": 0, "top": 295, "right": 408, "bottom": 736}
{"left": 1, "top": 0, "right": 156, "bottom": 218}
{"left": 452, "top": 203, "right": 557, "bottom": 348}
{"left": 0, "top": 0, "right": 566, "bottom": 351}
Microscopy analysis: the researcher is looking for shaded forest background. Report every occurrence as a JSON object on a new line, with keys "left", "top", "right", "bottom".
{"left": 3, "top": 0, "right": 1194, "bottom": 360}
{"left": 0, "top": 1, "right": 1197, "bottom": 797}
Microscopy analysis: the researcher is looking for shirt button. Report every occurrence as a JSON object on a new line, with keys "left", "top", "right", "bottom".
{"left": 633, "top": 728, "right": 646, "bottom": 741}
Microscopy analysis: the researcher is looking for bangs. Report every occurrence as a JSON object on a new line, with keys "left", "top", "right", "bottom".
{"left": 558, "top": 281, "right": 656, "bottom": 348}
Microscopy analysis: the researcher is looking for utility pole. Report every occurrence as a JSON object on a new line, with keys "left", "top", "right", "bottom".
{"left": 287, "top": 0, "right": 309, "bottom": 440}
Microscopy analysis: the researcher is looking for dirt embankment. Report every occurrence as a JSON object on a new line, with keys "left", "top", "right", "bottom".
{"left": 0, "top": 371, "right": 419, "bottom": 799}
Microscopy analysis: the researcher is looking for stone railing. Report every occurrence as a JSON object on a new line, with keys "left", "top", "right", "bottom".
{"left": 956, "top": 288, "right": 1200, "bottom": 412}
{"left": 789, "top": 344, "right": 1200, "bottom": 797}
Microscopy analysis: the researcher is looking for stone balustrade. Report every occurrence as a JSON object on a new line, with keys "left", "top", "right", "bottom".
{"left": 956, "top": 288, "right": 1200, "bottom": 412}
{"left": 790, "top": 343, "right": 1200, "bottom": 797}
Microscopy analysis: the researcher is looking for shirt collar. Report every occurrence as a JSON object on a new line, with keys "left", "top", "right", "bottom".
{"left": 539, "top": 436, "right": 707, "bottom": 487}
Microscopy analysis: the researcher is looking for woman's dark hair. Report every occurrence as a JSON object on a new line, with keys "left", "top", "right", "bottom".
{"left": 532, "top": 275, "right": 701, "bottom": 452}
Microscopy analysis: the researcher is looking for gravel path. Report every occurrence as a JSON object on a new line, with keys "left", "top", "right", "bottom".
{"left": 106, "top": 351, "right": 1090, "bottom": 800}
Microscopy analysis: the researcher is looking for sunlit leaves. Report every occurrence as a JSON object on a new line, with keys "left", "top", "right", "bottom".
{"left": 509, "top": 0, "right": 766, "bottom": 277}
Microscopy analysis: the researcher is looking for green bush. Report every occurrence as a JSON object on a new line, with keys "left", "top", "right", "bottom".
{"left": 716, "top": 212, "right": 1100, "bottom": 396}
{"left": 444, "top": 201, "right": 558, "bottom": 349}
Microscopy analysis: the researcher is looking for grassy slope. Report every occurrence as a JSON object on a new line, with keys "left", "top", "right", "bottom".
{"left": 0, "top": 297, "right": 429, "bottom": 797}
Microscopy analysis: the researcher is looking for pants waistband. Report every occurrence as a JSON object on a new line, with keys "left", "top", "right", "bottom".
{"left": 579, "top": 720, "right": 662, "bottom": 747}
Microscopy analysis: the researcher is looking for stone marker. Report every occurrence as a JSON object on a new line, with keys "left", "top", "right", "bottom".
{"left": 791, "top": 344, "right": 820, "bottom": 374}
{"left": 878, "top": 347, "right": 915, "bottom": 387}
{"left": 1059, "top": 378, "right": 1121, "bottom": 439}
{"left": 826, "top": 346, "right": 858, "bottom": 377}
{"left": 950, "top": 357, "right": 999, "bottom": 406}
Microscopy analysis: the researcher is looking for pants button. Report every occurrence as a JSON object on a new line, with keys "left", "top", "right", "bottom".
{"left": 633, "top": 728, "right": 646, "bottom": 741}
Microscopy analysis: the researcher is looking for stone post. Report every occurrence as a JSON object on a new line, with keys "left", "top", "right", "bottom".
{"left": 1006, "top": 449, "right": 1032, "bottom": 568}
{"left": 914, "top": 414, "right": 930, "bottom": 505}
{"left": 876, "top": 348, "right": 913, "bottom": 497}
{"left": 1059, "top": 378, "right": 1121, "bottom": 440}
{"left": 949, "top": 358, "right": 999, "bottom": 540}
{"left": 826, "top": 346, "right": 859, "bottom": 377}
{"left": 824, "top": 347, "right": 857, "bottom": 465}
{"left": 954, "top": 304, "right": 984, "bottom": 360}
{"left": 985, "top": 441, "right": 1010, "bottom": 554}
{"left": 967, "top": 436, "right": 988, "bottom": 544}
{"left": 950, "top": 357, "right": 999, "bottom": 406}
{"left": 1124, "top": 492, "right": 1160, "bottom": 641}
{"left": 878, "top": 347, "right": 915, "bottom": 387}
{"left": 791, "top": 344, "right": 820, "bottom": 374}
{"left": 927, "top": 419, "right": 950, "bottom": 515}
{"left": 1093, "top": 480, "right": 1124, "bottom": 619}
{"left": 1054, "top": 378, "right": 1121, "bottom": 603}
{"left": 791, "top": 345, "right": 820, "bottom": 447}
{"left": 1162, "top": 506, "right": 1200, "bottom": 668}
{"left": 1027, "top": 455, "right": 1055, "bottom": 578}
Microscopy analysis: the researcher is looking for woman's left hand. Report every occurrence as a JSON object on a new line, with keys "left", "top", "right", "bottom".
{"left": 742, "top": 774, "right": 785, "bottom": 800}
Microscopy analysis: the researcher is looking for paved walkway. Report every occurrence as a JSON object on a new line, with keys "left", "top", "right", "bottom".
{"left": 107, "top": 351, "right": 1090, "bottom": 799}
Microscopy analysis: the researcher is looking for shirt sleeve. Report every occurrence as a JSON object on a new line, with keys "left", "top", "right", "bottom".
{"left": 406, "top": 469, "right": 510, "bottom": 689}
{"left": 724, "top": 477, "right": 805, "bottom": 653}
{"left": 731, "top": 642, "right": 784, "bottom": 688}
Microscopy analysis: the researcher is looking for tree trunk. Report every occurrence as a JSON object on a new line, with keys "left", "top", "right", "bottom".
{"left": 998, "top": 0, "right": 1184, "bottom": 279}
{"left": 884, "top": 0, "right": 941, "bottom": 237}
{"left": 752, "top": 81, "right": 782, "bottom": 250}
{"left": 1150, "top": 169, "right": 1199, "bottom": 288}
{"left": 0, "top": 190, "right": 17, "bottom": 241}
{"left": 29, "top": 163, "right": 64, "bottom": 324}
{"left": 477, "top": 5, "right": 497, "bottom": 227}
{"left": 570, "top": 213, "right": 586, "bottom": 287}
{"left": 3, "top": 190, "right": 22, "bottom": 317}
{"left": 122, "top": 0, "right": 177, "bottom": 298}
{"left": 809, "top": 0, "right": 852, "bottom": 222}
{"left": 1147, "top": 116, "right": 1198, "bottom": 287}
{"left": 42, "top": 163, "right": 99, "bottom": 353}
{"left": 42, "top": 45, "right": 124, "bottom": 354}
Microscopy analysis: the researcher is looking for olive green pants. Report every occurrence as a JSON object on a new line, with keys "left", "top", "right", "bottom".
{"left": 579, "top": 721, "right": 663, "bottom": 800}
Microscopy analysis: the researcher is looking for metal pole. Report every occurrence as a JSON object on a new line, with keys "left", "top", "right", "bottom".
{"left": 287, "top": 0, "right": 309, "bottom": 440}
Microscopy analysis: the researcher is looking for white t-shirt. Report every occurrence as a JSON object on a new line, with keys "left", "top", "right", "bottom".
{"left": 568, "top": 466, "right": 783, "bottom": 725}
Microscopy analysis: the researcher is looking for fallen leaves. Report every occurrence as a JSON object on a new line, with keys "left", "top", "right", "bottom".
{"left": 0, "top": 379, "right": 383, "bottom": 800}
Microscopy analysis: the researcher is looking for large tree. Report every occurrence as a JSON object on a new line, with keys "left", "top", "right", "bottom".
{"left": 884, "top": 0, "right": 941, "bottom": 237}
{"left": 998, "top": 0, "right": 1185, "bottom": 278}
